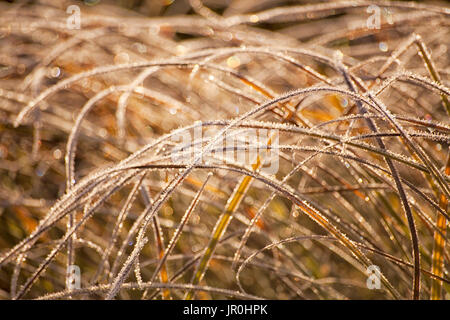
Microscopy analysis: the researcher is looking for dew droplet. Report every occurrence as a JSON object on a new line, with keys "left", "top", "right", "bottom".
{"left": 250, "top": 15, "right": 259, "bottom": 23}
{"left": 227, "top": 56, "right": 241, "bottom": 69}
{"left": 99, "top": 128, "right": 108, "bottom": 138}
{"left": 176, "top": 45, "right": 186, "bottom": 55}
{"left": 53, "top": 148, "right": 62, "bottom": 160}
{"left": 379, "top": 42, "right": 388, "bottom": 52}
{"left": 49, "top": 67, "right": 60, "bottom": 78}
{"left": 222, "top": 32, "right": 233, "bottom": 42}
{"left": 134, "top": 42, "right": 147, "bottom": 54}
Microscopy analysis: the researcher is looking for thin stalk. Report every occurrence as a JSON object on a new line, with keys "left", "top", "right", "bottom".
{"left": 431, "top": 154, "right": 449, "bottom": 299}
{"left": 184, "top": 147, "right": 264, "bottom": 300}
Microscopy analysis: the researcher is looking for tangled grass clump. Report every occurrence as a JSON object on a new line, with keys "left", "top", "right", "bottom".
{"left": 0, "top": 0, "right": 449, "bottom": 300}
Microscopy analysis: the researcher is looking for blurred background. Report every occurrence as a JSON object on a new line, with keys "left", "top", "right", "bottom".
{"left": 0, "top": 0, "right": 449, "bottom": 300}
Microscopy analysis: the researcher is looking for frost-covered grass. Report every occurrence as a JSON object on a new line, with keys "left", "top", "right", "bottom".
{"left": 0, "top": 0, "right": 449, "bottom": 300}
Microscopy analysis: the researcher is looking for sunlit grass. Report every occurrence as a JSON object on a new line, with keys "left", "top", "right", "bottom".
{"left": 0, "top": 0, "right": 449, "bottom": 300}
